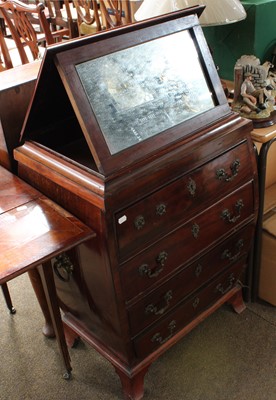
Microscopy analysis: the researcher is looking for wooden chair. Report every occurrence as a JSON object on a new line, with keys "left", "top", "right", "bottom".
{"left": 72, "top": 0, "right": 139, "bottom": 36}
{"left": 44, "top": 0, "right": 79, "bottom": 39}
{"left": 0, "top": 27, "right": 13, "bottom": 70}
{"left": 72, "top": 0, "right": 102, "bottom": 35}
{"left": 100, "top": 0, "right": 132, "bottom": 29}
{"left": 0, "top": 0, "right": 69, "bottom": 70}
{"left": 99, "top": 0, "right": 143, "bottom": 29}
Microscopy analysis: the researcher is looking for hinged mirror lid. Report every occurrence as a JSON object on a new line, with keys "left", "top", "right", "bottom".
{"left": 20, "top": 6, "right": 231, "bottom": 177}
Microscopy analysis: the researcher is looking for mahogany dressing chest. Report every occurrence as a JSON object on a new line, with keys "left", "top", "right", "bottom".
{"left": 14, "top": 7, "right": 258, "bottom": 400}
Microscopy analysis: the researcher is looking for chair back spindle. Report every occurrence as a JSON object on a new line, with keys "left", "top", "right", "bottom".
{"left": 100, "top": 0, "right": 131, "bottom": 29}
{"left": 73, "top": 0, "right": 102, "bottom": 34}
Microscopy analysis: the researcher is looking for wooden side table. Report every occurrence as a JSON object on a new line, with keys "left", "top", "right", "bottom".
{"left": 250, "top": 125, "right": 276, "bottom": 301}
{"left": 0, "top": 166, "right": 94, "bottom": 378}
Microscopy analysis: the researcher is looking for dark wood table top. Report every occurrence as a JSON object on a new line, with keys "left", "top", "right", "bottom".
{"left": 0, "top": 60, "right": 40, "bottom": 92}
{"left": 0, "top": 165, "right": 94, "bottom": 283}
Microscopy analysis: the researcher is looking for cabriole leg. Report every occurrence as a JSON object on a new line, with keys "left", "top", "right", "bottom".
{"left": 115, "top": 365, "right": 150, "bottom": 400}
{"left": 227, "top": 287, "right": 246, "bottom": 314}
{"left": 28, "top": 269, "right": 55, "bottom": 338}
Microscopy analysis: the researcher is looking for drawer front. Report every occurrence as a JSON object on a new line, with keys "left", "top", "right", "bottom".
{"left": 115, "top": 142, "right": 253, "bottom": 258}
{"left": 127, "top": 224, "right": 254, "bottom": 335}
{"left": 120, "top": 183, "right": 254, "bottom": 301}
{"left": 133, "top": 261, "right": 245, "bottom": 358}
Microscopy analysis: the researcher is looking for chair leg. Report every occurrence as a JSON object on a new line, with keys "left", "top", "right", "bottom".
{"left": 1, "top": 283, "right": 16, "bottom": 314}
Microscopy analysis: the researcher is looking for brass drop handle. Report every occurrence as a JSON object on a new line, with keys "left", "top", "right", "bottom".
{"left": 145, "top": 290, "right": 173, "bottom": 315}
{"left": 221, "top": 239, "right": 244, "bottom": 262}
{"left": 216, "top": 159, "right": 240, "bottom": 182}
{"left": 134, "top": 215, "right": 145, "bottom": 230}
{"left": 221, "top": 199, "right": 244, "bottom": 223}
{"left": 53, "top": 253, "right": 74, "bottom": 282}
{"left": 216, "top": 273, "right": 236, "bottom": 295}
{"left": 138, "top": 251, "right": 168, "bottom": 279}
{"left": 151, "top": 320, "right": 176, "bottom": 345}
{"left": 156, "top": 251, "right": 168, "bottom": 266}
{"left": 135, "top": 204, "right": 166, "bottom": 230}
{"left": 156, "top": 203, "right": 166, "bottom": 216}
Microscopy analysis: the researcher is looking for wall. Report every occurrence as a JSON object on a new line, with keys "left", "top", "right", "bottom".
{"left": 203, "top": 0, "right": 276, "bottom": 81}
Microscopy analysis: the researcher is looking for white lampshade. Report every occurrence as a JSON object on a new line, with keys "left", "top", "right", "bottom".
{"left": 134, "top": 0, "right": 247, "bottom": 26}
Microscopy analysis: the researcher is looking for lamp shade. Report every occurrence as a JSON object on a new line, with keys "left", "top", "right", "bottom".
{"left": 134, "top": 0, "right": 247, "bottom": 26}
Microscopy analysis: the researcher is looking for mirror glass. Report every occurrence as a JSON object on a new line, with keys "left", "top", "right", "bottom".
{"left": 76, "top": 30, "right": 215, "bottom": 154}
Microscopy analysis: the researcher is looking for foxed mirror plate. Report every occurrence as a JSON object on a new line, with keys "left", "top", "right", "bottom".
{"left": 76, "top": 30, "right": 215, "bottom": 155}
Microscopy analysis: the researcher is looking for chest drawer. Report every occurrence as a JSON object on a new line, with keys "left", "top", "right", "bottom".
{"left": 120, "top": 182, "right": 254, "bottom": 301}
{"left": 133, "top": 260, "right": 245, "bottom": 358}
{"left": 115, "top": 141, "right": 253, "bottom": 258}
{"left": 127, "top": 224, "right": 254, "bottom": 335}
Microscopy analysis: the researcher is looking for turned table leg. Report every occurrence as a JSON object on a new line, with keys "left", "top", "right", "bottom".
{"left": 1, "top": 283, "right": 16, "bottom": 314}
{"left": 39, "top": 261, "right": 72, "bottom": 379}
{"left": 28, "top": 269, "right": 55, "bottom": 338}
